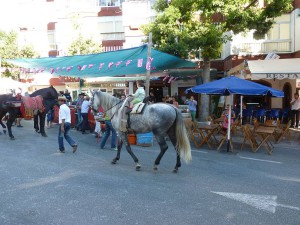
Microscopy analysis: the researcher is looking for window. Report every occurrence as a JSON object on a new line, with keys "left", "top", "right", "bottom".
{"left": 267, "top": 15, "right": 290, "bottom": 40}
{"left": 48, "top": 32, "right": 57, "bottom": 50}
{"left": 98, "top": 0, "right": 124, "bottom": 7}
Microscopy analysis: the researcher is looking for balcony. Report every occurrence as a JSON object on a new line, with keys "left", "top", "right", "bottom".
{"left": 233, "top": 40, "right": 292, "bottom": 54}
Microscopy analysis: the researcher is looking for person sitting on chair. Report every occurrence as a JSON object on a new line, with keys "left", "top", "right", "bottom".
{"left": 127, "top": 81, "right": 145, "bottom": 113}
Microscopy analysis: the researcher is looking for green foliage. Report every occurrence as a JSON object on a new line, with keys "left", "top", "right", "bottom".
{"left": 0, "top": 30, "right": 38, "bottom": 78}
{"left": 143, "top": 0, "right": 293, "bottom": 60}
{"left": 68, "top": 34, "right": 102, "bottom": 55}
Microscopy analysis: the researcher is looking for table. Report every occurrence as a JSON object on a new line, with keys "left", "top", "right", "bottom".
{"left": 255, "top": 127, "right": 276, "bottom": 155}
{"left": 213, "top": 117, "right": 224, "bottom": 124}
{"left": 196, "top": 124, "right": 221, "bottom": 149}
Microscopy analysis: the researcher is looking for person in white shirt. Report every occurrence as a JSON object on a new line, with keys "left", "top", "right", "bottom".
{"left": 58, "top": 96, "right": 77, "bottom": 153}
{"left": 81, "top": 95, "right": 91, "bottom": 134}
{"left": 290, "top": 93, "right": 300, "bottom": 128}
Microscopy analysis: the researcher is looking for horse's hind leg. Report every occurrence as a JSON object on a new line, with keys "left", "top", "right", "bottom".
{"left": 39, "top": 112, "right": 47, "bottom": 137}
{"left": 167, "top": 129, "right": 181, "bottom": 173}
{"left": 6, "top": 113, "right": 16, "bottom": 140}
{"left": 153, "top": 134, "right": 168, "bottom": 171}
{"left": 0, "top": 113, "right": 7, "bottom": 135}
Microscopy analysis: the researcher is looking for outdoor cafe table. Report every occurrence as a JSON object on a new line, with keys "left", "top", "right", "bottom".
{"left": 196, "top": 123, "right": 221, "bottom": 149}
{"left": 254, "top": 126, "right": 276, "bottom": 155}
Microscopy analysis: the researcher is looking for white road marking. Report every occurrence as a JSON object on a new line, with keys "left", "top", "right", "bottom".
{"left": 191, "top": 150, "right": 208, "bottom": 154}
{"left": 16, "top": 170, "right": 83, "bottom": 190}
{"left": 238, "top": 156, "right": 282, "bottom": 164}
{"left": 212, "top": 192, "right": 300, "bottom": 213}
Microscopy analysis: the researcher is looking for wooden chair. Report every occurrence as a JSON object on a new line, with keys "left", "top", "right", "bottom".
{"left": 186, "top": 121, "right": 202, "bottom": 148}
{"left": 241, "top": 124, "right": 259, "bottom": 152}
{"left": 217, "top": 126, "right": 234, "bottom": 152}
{"left": 273, "top": 120, "right": 291, "bottom": 143}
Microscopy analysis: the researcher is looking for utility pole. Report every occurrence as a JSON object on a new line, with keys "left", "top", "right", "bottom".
{"left": 145, "top": 32, "right": 152, "bottom": 96}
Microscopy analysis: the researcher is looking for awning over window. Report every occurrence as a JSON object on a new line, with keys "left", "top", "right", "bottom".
{"left": 228, "top": 58, "right": 300, "bottom": 80}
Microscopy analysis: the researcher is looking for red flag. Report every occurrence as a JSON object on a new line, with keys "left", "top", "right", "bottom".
{"left": 126, "top": 60, "right": 132, "bottom": 66}
{"left": 67, "top": 66, "right": 73, "bottom": 72}
{"left": 137, "top": 58, "right": 143, "bottom": 67}
{"left": 116, "top": 61, "right": 122, "bottom": 67}
{"left": 99, "top": 63, "right": 104, "bottom": 70}
{"left": 146, "top": 57, "right": 153, "bottom": 70}
{"left": 88, "top": 64, "right": 94, "bottom": 68}
{"left": 77, "top": 65, "right": 82, "bottom": 71}
{"left": 81, "top": 65, "right": 87, "bottom": 71}
{"left": 108, "top": 62, "right": 114, "bottom": 69}
{"left": 50, "top": 68, "right": 55, "bottom": 74}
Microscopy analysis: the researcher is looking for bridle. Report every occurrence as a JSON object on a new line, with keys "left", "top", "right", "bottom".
{"left": 91, "top": 92, "right": 124, "bottom": 117}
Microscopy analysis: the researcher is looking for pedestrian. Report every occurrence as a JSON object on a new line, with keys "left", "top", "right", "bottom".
{"left": 148, "top": 91, "right": 156, "bottom": 104}
{"left": 290, "top": 92, "right": 300, "bottom": 128}
{"left": 63, "top": 89, "right": 72, "bottom": 105}
{"left": 58, "top": 96, "right": 77, "bottom": 153}
{"left": 186, "top": 96, "right": 197, "bottom": 122}
{"left": 75, "top": 93, "right": 85, "bottom": 130}
{"left": 100, "top": 113, "right": 117, "bottom": 151}
{"left": 81, "top": 95, "right": 91, "bottom": 134}
{"left": 172, "top": 96, "right": 179, "bottom": 108}
{"left": 46, "top": 107, "right": 55, "bottom": 128}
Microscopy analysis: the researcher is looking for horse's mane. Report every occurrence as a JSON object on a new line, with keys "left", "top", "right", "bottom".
{"left": 30, "top": 86, "right": 58, "bottom": 99}
{"left": 95, "top": 91, "right": 121, "bottom": 110}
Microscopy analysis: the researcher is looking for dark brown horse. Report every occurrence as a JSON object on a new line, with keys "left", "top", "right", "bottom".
{"left": 0, "top": 86, "right": 58, "bottom": 139}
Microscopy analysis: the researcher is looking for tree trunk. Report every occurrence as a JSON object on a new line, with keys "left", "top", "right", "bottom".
{"left": 199, "top": 59, "right": 211, "bottom": 121}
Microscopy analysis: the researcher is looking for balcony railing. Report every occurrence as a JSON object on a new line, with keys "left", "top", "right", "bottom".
{"left": 234, "top": 40, "right": 292, "bottom": 54}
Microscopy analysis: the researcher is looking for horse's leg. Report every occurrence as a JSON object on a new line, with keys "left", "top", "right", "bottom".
{"left": 111, "top": 138, "right": 122, "bottom": 164}
{"left": 6, "top": 111, "right": 16, "bottom": 140}
{"left": 167, "top": 129, "right": 181, "bottom": 173}
{"left": 122, "top": 132, "right": 141, "bottom": 170}
{"left": 153, "top": 134, "right": 168, "bottom": 171}
{"left": 39, "top": 112, "right": 47, "bottom": 137}
{"left": 33, "top": 112, "right": 39, "bottom": 133}
{"left": 0, "top": 113, "right": 7, "bottom": 134}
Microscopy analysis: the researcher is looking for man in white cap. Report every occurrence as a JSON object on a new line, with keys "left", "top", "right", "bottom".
{"left": 58, "top": 95, "right": 77, "bottom": 153}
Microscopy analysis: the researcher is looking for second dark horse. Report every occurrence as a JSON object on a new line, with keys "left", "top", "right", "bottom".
{"left": 0, "top": 86, "right": 58, "bottom": 139}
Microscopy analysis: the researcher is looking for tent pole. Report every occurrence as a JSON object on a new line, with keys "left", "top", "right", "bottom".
{"left": 145, "top": 32, "right": 152, "bottom": 96}
{"left": 240, "top": 95, "right": 243, "bottom": 125}
{"left": 227, "top": 95, "right": 233, "bottom": 152}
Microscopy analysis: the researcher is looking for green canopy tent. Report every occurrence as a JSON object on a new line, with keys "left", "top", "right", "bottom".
{"left": 6, "top": 45, "right": 197, "bottom": 77}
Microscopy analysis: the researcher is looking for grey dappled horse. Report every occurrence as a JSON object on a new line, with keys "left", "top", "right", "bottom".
{"left": 91, "top": 91, "right": 192, "bottom": 172}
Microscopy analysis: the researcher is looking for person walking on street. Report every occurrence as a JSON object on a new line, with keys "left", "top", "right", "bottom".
{"left": 290, "top": 93, "right": 300, "bottom": 128}
{"left": 100, "top": 114, "right": 117, "bottom": 151}
{"left": 81, "top": 95, "right": 91, "bottom": 134}
{"left": 186, "top": 96, "right": 197, "bottom": 122}
{"left": 76, "top": 93, "right": 85, "bottom": 130}
{"left": 58, "top": 96, "right": 77, "bottom": 153}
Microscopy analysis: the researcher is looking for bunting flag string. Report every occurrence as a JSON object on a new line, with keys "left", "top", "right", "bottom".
{"left": 18, "top": 57, "right": 156, "bottom": 75}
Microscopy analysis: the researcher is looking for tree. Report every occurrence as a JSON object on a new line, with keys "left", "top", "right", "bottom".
{"left": 142, "top": 0, "right": 292, "bottom": 121}
{"left": 68, "top": 34, "right": 102, "bottom": 55}
{"left": 0, "top": 30, "right": 38, "bottom": 78}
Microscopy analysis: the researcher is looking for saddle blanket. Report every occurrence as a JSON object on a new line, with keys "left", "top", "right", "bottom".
{"left": 131, "top": 102, "right": 145, "bottom": 114}
{"left": 22, "top": 96, "right": 44, "bottom": 111}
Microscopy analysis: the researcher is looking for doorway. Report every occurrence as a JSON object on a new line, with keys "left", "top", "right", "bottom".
{"left": 282, "top": 82, "right": 292, "bottom": 109}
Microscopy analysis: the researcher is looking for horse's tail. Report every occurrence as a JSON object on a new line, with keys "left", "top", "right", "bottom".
{"left": 175, "top": 109, "right": 192, "bottom": 163}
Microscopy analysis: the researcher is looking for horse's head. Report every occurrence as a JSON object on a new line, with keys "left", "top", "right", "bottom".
{"left": 90, "top": 90, "right": 99, "bottom": 115}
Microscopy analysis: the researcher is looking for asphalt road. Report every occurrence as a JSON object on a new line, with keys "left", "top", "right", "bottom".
{"left": 0, "top": 120, "right": 299, "bottom": 225}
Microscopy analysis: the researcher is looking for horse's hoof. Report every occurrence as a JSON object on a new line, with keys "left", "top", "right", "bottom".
{"left": 111, "top": 159, "right": 117, "bottom": 164}
{"left": 172, "top": 168, "right": 178, "bottom": 173}
{"left": 153, "top": 165, "right": 158, "bottom": 171}
{"left": 41, "top": 133, "right": 48, "bottom": 137}
{"left": 10, "top": 137, "right": 15, "bottom": 140}
{"left": 136, "top": 163, "right": 141, "bottom": 171}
